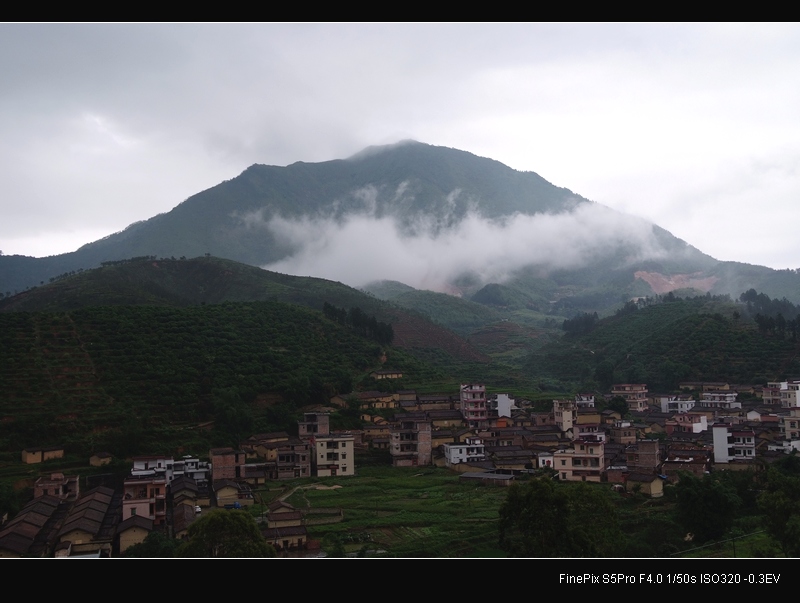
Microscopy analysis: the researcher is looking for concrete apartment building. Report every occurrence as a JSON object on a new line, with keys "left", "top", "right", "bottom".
{"left": 611, "top": 384, "right": 649, "bottom": 413}
{"left": 554, "top": 440, "right": 605, "bottom": 482}
{"left": 460, "top": 384, "right": 488, "bottom": 429}
{"left": 312, "top": 433, "right": 355, "bottom": 476}
{"left": 390, "top": 414, "right": 432, "bottom": 467}
{"left": 712, "top": 424, "right": 756, "bottom": 464}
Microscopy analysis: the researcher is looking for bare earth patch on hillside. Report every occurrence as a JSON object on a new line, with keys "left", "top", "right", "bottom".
{"left": 390, "top": 311, "right": 490, "bottom": 363}
{"left": 634, "top": 271, "right": 719, "bottom": 295}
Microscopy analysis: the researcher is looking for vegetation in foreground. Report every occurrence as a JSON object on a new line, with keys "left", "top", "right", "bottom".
{"left": 253, "top": 466, "right": 508, "bottom": 558}
{"left": 499, "top": 454, "right": 800, "bottom": 558}
{"left": 234, "top": 455, "right": 800, "bottom": 558}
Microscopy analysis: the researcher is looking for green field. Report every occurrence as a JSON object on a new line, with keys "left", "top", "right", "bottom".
{"left": 252, "top": 466, "right": 509, "bottom": 557}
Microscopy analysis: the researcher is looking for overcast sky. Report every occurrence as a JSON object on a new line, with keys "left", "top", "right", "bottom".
{"left": 2, "top": 23, "right": 799, "bottom": 271}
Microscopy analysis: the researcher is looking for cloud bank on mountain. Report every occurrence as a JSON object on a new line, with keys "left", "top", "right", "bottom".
{"left": 258, "top": 196, "right": 671, "bottom": 292}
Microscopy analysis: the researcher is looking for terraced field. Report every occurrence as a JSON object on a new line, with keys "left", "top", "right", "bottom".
{"left": 255, "top": 466, "right": 508, "bottom": 557}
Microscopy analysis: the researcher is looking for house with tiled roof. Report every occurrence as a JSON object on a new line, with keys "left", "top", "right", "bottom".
{"left": 0, "top": 495, "right": 62, "bottom": 558}
{"left": 57, "top": 486, "right": 119, "bottom": 557}
{"left": 117, "top": 515, "right": 154, "bottom": 555}
{"left": 626, "top": 473, "right": 664, "bottom": 497}
{"left": 263, "top": 500, "right": 307, "bottom": 552}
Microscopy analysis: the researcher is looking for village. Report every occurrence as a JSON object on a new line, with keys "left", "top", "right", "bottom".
{"left": 2, "top": 375, "right": 799, "bottom": 558}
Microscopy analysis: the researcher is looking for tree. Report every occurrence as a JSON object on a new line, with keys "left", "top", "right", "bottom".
{"left": 606, "top": 395, "right": 629, "bottom": 418}
{"left": 758, "top": 468, "right": 800, "bottom": 556}
{"left": 0, "top": 483, "right": 23, "bottom": 519}
{"left": 323, "top": 534, "right": 346, "bottom": 558}
{"left": 124, "top": 530, "right": 179, "bottom": 558}
{"left": 674, "top": 472, "right": 741, "bottom": 543}
{"left": 176, "top": 510, "right": 276, "bottom": 558}
{"left": 499, "top": 479, "right": 569, "bottom": 556}
{"left": 498, "top": 479, "right": 622, "bottom": 557}
{"left": 594, "top": 361, "right": 615, "bottom": 391}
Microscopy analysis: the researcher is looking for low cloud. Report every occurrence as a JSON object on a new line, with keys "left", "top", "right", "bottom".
{"left": 259, "top": 202, "right": 670, "bottom": 292}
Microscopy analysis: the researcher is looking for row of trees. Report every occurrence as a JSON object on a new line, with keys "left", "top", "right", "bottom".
{"left": 499, "top": 454, "right": 800, "bottom": 557}
{"left": 740, "top": 288, "right": 799, "bottom": 321}
{"left": 100, "top": 255, "right": 159, "bottom": 266}
{"left": 740, "top": 289, "right": 800, "bottom": 340}
{"left": 561, "top": 312, "right": 598, "bottom": 336}
{"left": 753, "top": 312, "right": 800, "bottom": 340}
{"left": 322, "top": 302, "right": 394, "bottom": 345}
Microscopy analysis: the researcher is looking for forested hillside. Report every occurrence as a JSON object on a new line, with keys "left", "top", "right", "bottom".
{"left": 0, "top": 301, "right": 430, "bottom": 457}
{"left": 530, "top": 293, "right": 800, "bottom": 391}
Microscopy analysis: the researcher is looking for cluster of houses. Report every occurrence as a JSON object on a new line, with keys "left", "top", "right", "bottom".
{"left": 0, "top": 412, "right": 356, "bottom": 557}
{"left": 5, "top": 378, "right": 800, "bottom": 557}
{"left": 342, "top": 380, "right": 800, "bottom": 496}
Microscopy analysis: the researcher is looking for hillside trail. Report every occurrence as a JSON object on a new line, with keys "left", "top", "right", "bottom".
{"left": 278, "top": 483, "right": 343, "bottom": 507}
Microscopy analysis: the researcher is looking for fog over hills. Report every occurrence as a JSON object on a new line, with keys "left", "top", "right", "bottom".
{"left": 1, "top": 141, "right": 796, "bottom": 305}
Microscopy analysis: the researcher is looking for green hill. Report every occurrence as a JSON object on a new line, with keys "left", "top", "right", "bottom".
{"left": 528, "top": 295, "right": 800, "bottom": 390}
{"left": 0, "top": 254, "right": 565, "bottom": 457}
{"left": 0, "top": 301, "right": 384, "bottom": 457}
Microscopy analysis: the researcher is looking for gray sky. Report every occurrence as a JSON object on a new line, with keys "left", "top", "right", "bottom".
{"left": 2, "top": 23, "right": 799, "bottom": 271}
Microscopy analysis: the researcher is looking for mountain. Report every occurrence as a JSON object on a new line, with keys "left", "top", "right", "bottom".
{"left": 0, "top": 256, "right": 490, "bottom": 368}
{"left": 2, "top": 141, "right": 799, "bottom": 308}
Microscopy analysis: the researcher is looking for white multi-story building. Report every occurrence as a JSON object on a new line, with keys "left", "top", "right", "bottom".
{"left": 131, "top": 455, "right": 210, "bottom": 485}
{"left": 443, "top": 437, "right": 486, "bottom": 467}
{"left": 312, "top": 434, "right": 355, "bottom": 477}
{"left": 659, "top": 395, "right": 696, "bottom": 413}
{"left": 780, "top": 383, "right": 800, "bottom": 408}
{"left": 172, "top": 455, "right": 211, "bottom": 485}
{"left": 712, "top": 424, "right": 756, "bottom": 464}
{"left": 699, "top": 391, "right": 741, "bottom": 410}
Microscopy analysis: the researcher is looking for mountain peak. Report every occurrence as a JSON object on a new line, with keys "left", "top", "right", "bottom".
{"left": 347, "top": 139, "right": 425, "bottom": 161}
{"left": 3, "top": 141, "right": 796, "bottom": 305}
